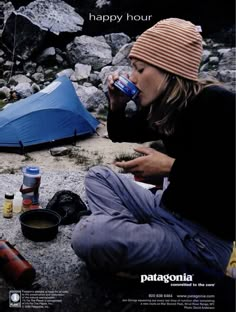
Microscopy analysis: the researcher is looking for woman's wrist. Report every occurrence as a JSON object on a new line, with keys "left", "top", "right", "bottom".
{"left": 162, "top": 155, "right": 175, "bottom": 176}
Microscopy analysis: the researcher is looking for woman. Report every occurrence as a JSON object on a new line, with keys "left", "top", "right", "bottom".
{"left": 71, "top": 18, "right": 235, "bottom": 278}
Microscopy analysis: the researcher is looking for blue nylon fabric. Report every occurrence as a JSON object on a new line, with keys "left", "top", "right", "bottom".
{"left": 0, "top": 76, "right": 99, "bottom": 147}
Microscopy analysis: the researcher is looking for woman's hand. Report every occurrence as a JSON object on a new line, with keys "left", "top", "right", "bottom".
{"left": 115, "top": 146, "right": 175, "bottom": 178}
{"left": 107, "top": 73, "right": 129, "bottom": 111}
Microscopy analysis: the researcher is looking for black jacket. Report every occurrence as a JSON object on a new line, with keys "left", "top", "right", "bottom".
{"left": 107, "top": 86, "right": 235, "bottom": 241}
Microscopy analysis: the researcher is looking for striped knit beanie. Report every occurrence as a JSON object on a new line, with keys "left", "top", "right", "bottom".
{"left": 129, "top": 18, "right": 203, "bottom": 81}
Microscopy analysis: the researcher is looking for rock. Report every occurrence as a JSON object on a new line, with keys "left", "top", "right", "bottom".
{"left": 70, "top": 63, "right": 92, "bottom": 82}
{"left": 31, "top": 82, "right": 41, "bottom": 93}
{"left": 14, "top": 82, "right": 33, "bottom": 98}
{"left": 221, "top": 82, "right": 236, "bottom": 93}
{"left": 76, "top": 85, "right": 108, "bottom": 111}
{"left": 37, "top": 47, "right": 56, "bottom": 64}
{"left": 2, "top": 60, "right": 14, "bottom": 70}
{"left": 112, "top": 43, "right": 133, "bottom": 66}
{"left": 1, "top": 1, "right": 14, "bottom": 26}
{"left": 218, "top": 48, "right": 236, "bottom": 70}
{"left": 83, "top": 82, "right": 93, "bottom": 87}
{"left": 44, "top": 69, "right": 55, "bottom": 80}
{"left": 31, "top": 72, "right": 45, "bottom": 83}
{"left": 56, "top": 68, "right": 75, "bottom": 79}
{"left": 3, "top": 71, "right": 11, "bottom": 79}
{"left": 218, "top": 48, "right": 231, "bottom": 57}
{"left": 199, "top": 71, "right": 218, "bottom": 81}
{"left": 66, "top": 35, "right": 112, "bottom": 70}
{"left": 2, "top": 12, "right": 48, "bottom": 60}
{"left": 0, "top": 3, "right": 4, "bottom": 31}
{"left": 0, "top": 79, "right": 7, "bottom": 87}
{"left": 17, "top": 0, "right": 84, "bottom": 34}
{"left": 89, "top": 72, "right": 101, "bottom": 87}
{"left": 50, "top": 147, "right": 72, "bottom": 156}
{"left": 200, "top": 63, "right": 209, "bottom": 72}
{"left": 202, "top": 40, "right": 207, "bottom": 49}
{"left": 23, "top": 62, "right": 37, "bottom": 75}
{"left": 0, "top": 86, "right": 10, "bottom": 99}
{"left": 96, "top": 0, "right": 111, "bottom": 9}
{"left": 2, "top": 0, "right": 84, "bottom": 60}
{"left": 201, "top": 50, "right": 212, "bottom": 64}
{"left": 36, "top": 65, "right": 44, "bottom": 73}
{"left": 209, "top": 56, "right": 219, "bottom": 65}
{"left": 217, "top": 70, "right": 236, "bottom": 83}
{"left": 213, "top": 43, "right": 224, "bottom": 49}
{"left": 105, "top": 32, "right": 131, "bottom": 56}
{"left": 56, "top": 54, "right": 64, "bottom": 64}
{"left": 9, "top": 74, "right": 32, "bottom": 85}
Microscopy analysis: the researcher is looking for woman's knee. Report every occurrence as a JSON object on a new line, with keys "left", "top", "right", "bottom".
{"left": 85, "top": 166, "right": 113, "bottom": 189}
{"left": 85, "top": 165, "right": 110, "bottom": 179}
{"left": 71, "top": 216, "right": 126, "bottom": 270}
{"left": 71, "top": 217, "right": 94, "bottom": 257}
{"left": 71, "top": 216, "right": 112, "bottom": 256}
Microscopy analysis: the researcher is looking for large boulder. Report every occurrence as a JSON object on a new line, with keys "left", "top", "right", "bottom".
{"left": 2, "top": 0, "right": 84, "bottom": 60}
{"left": 16, "top": 0, "right": 84, "bottom": 34}
{"left": 105, "top": 32, "right": 131, "bottom": 56}
{"left": 66, "top": 35, "right": 112, "bottom": 70}
{"left": 76, "top": 84, "right": 108, "bottom": 111}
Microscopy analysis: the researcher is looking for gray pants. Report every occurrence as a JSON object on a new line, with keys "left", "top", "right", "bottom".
{"left": 71, "top": 166, "right": 232, "bottom": 274}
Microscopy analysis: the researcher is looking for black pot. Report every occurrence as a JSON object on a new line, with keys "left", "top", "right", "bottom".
{"left": 19, "top": 209, "right": 61, "bottom": 241}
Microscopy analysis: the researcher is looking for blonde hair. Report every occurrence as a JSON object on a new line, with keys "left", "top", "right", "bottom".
{"left": 148, "top": 72, "right": 220, "bottom": 135}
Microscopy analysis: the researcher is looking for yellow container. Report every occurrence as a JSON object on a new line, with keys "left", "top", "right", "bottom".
{"left": 3, "top": 193, "right": 14, "bottom": 218}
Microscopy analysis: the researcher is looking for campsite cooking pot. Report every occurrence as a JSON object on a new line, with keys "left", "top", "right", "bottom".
{"left": 19, "top": 209, "right": 61, "bottom": 241}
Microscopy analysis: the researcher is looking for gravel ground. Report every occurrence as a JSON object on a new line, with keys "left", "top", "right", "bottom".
{"left": 0, "top": 171, "right": 151, "bottom": 312}
{"left": 0, "top": 123, "right": 152, "bottom": 312}
{"left": 0, "top": 171, "right": 234, "bottom": 312}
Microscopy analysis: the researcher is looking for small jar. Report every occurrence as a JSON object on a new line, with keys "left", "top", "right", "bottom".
{"left": 22, "top": 199, "right": 32, "bottom": 212}
{"left": 3, "top": 193, "right": 14, "bottom": 218}
{"left": 13, "top": 192, "right": 23, "bottom": 213}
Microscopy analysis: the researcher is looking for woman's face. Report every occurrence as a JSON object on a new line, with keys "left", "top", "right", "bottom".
{"left": 129, "top": 58, "right": 168, "bottom": 107}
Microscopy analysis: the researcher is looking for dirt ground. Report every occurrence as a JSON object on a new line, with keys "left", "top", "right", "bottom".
{"left": 0, "top": 122, "right": 154, "bottom": 312}
{"left": 0, "top": 123, "right": 234, "bottom": 312}
{"left": 0, "top": 122, "right": 144, "bottom": 175}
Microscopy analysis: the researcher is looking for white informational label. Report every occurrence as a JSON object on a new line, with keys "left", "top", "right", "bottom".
{"left": 195, "top": 25, "right": 202, "bottom": 32}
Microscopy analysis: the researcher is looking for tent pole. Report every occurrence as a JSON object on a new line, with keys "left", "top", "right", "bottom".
{"left": 73, "top": 130, "right": 77, "bottom": 146}
{"left": 19, "top": 141, "right": 24, "bottom": 155}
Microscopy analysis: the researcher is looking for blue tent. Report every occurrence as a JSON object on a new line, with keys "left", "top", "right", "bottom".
{"left": 0, "top": 76, "right": 99, "bottom": 152}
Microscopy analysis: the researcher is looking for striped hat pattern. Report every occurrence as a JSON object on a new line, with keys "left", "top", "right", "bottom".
{"left": 129, "top": 18, "right": 203, "bottom": 81}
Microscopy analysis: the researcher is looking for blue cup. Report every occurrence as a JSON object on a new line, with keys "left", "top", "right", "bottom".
{"left": 114, "top": 76, "right": 140, "bottom": 99}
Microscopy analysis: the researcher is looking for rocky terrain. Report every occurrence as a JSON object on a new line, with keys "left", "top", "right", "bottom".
{"left": 0, "top": 1, "right": 235, "bottom": 312}
{"left": 0, "top": 1, "right": 235, "bottom": 115}
{"left": 0, "top": 170, "right": 149, "bottom": 312}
